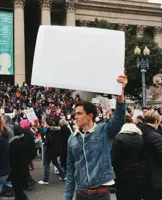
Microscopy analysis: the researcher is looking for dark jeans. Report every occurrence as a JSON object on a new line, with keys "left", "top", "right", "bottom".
{"left": 76, "top": 191, "right": 111, "bottom": 200}
{"left": 43, "top": 157, "right": 65, "bottom": 182}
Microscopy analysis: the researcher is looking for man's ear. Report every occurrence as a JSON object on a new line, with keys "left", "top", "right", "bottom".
{"left": 88, "top": 113, "right": 93, "bottom": 121}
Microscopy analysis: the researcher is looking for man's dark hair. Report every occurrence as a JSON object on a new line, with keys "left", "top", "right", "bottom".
{"left": 76, "top": 101, "right": 97, "bottom": 122}
{"left": 137, "top": 115, "right": 144, "bottom": 122}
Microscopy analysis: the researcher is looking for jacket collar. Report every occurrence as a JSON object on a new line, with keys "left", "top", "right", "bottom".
{"left": 74, "top": 123, "right": 97, "bottom": 136}
{"left": 119, "top": 123, "right": 142, "bottom": 135}
{"left": 9, "top": 134, "right": 24, "bottom": 144}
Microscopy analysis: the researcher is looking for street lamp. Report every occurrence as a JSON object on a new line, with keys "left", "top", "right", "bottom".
{"left": 134, "top": 46, "right": 150, "bottom": 107}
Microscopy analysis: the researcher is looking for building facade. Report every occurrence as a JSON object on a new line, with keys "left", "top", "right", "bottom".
{"left": 0, "top": 0, "right": 162, "bottom": 85}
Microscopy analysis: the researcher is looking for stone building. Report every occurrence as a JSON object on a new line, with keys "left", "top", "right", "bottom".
{"left": 0, "top": 0, "right": 162, "bottom": 85}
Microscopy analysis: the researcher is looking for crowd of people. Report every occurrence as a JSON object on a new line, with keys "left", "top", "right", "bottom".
{"left": 0, "top": 77, "right": 162, "bottom": 200}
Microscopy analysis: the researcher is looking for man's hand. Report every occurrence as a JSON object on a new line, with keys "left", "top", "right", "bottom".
{"left": 117, "top": 74, "right": 128, "bottom": 89}
{"left": 117, "top": 72, "right": 128, "bottom": 103}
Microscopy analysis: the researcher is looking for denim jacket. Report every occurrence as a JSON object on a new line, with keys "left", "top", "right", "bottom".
{"left": 65, "top": 102, "right": 126, "bottom": 200}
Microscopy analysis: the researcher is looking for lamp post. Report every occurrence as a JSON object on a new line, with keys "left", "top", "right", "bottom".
{"left": 134, "top": 46, "right": 150, "bottom": 107}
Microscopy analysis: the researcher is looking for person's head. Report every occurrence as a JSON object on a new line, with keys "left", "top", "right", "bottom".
{"left": 3, "top": 115, "right": 12, "bottom": 123}
{"left": 142, "top": 107, "right": 148, "bottom": 116}
{"left": 20, "top": 119, "right": 30, "bottom": 129}
{"left": 14, "top": 125, "right": 24, "bottom": 136}
{"left": 125, "top": 115, "right": 133, "bottom": 123}
{"left": 136, "top": 115, "right": 144, "bottom": 123}
{"left": 75, "top": 101, "right": 97, "bottom": 128}
{"left": 144, "top": 110, "right": 161, "bottom": 129}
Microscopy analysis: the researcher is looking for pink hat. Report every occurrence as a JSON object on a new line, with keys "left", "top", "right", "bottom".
{"left": 20, "top": 119, "right": 30, "bottom": 129}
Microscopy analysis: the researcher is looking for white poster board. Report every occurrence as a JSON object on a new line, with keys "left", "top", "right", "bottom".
{"left": 5, "top": 113, "right": 15, "bottom": 119}
{"left": 109, "top": 98, "right": 116, "bottom": 109}
{"left": 24, "top": 108, "right": 37, "bottom": 122}
{"left": 92, "top": 98, "right": 100, "bottom": 104}
{"left": 31, "top": 26, "right": 125, "bottom": 95}
{"left": 97, "top": 96, "right": 112, "bottom": 114}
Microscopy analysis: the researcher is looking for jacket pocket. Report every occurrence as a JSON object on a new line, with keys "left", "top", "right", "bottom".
{"left": 71, "top": 144, "right": 80, "bottom": 159}
{"left": 89, "top": 135, "right": 103, "bottom": 151}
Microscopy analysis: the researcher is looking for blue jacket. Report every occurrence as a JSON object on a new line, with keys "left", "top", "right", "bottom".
{"left": 65, "top": 102, "right": 126, "bottom": 200}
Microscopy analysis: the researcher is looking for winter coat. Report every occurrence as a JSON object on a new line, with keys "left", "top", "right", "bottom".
{"left": 6, "top": 122, "right": 14, "bottom": 141}
{"left": 45, "top": 126, "right": 62, "bottom": 161}
{"left": 23, "top": 129, "right": 37, "bottom": 160}
{"left": 59, "top": 126, "right": 71, "bottom": 155}
{"left": 136, "top": 122, "right": 145, "bottom": 133}
{"left": 9, "top": 126, "right": 36, "bottom": 173}
{"left": 0, "top": 132, "right": 10, "bottom": 176}
{"left": 140, "top": 124, "right": 162, "bottom": 198}
{"left": 142, "top": 124, "right": 162, "bottom": 165}
{"left": 112, "top": 123, "right": 144, "bottom": 175}
{"left": 157, "top": 125, "right": 162, "bottom": 136}
{"left": 59, "top": 126, "right": 71, "bottom": 168}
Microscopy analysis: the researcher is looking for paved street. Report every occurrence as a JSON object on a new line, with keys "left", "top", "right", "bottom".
{"left": 0, "top": 159, "right": 116, "bottom": 200}
{"left": 26, "top": 159, "right": 116, "bottom": 200}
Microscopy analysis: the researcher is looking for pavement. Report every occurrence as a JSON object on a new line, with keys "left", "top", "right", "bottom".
{"left": 0, "top": 159, "right": 116, "bottom": 200}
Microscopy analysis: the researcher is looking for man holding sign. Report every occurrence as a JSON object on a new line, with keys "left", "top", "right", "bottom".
{"left": 65, "top": 74, "right": 127, "bottom": 200}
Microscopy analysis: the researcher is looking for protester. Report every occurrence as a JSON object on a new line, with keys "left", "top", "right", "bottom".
{"left": 9, "top": 125, "right": 30, "bottom": 200}
{"left": 20, "top": 119, "right": 37, "bottom": 190}
{"left": 64, "top": 74, "right": 127, "bottom": 200}
{"left": 38, "top": 120, "right": 66, "bottom": 185}
{"left": 2, "top": 115, "right": 14, "bottom": 141}
{"left": 0, "top": 116, "right": 12, "bottom": 197}
{"left": 59, "top": 119, "right": 71, "bottom": 174}
{"left": 140, "top": 110, "right": 162, "bottom": 200}
{"left": 112, "top": 115, "right": 144, "bottom": 200}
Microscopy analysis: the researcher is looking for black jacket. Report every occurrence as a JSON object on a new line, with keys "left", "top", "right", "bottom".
{"left": 142, "top": 124, "right": 162, "bottom": 165}
{"left": 59, "top": 126, "right": 71, "bottom": 154}
{"left": 112, "top": 123, "right": 144, "bottom": 175}
{"left": 23, "top": 128, "right": 37, "bottom": 160}
{"left": 45, "top": 126, "right": 62, "bottom": 161}
{"left": 9, "top": 126, "right": 36, "bottom": 172}
{"left": 0, "top": 132, "right": 10, "bottom": 176}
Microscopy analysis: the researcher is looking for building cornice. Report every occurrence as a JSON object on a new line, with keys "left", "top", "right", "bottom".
{"left": 78, "top": 0, "right": 162, "bottom": 17}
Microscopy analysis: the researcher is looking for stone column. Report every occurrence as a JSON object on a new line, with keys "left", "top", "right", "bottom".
{"left": 118, "top": 24, "right": 128, "bottom": 31}
{"left": 136, "top": 25, "right": 146, "bottom": 38}
{"left": 154, "top": 27, "right": 162, "bottom": 48}
{"left": 40, "top": 0, "right": 52, "bottom": 25}
{"left": 13, "top": 0, "right": 25, "bottom": 86}
{"left": 66, "top": 0, "right": 78, "bottom": 26}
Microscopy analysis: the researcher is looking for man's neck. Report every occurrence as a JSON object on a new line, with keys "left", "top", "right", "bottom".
{"left": 147, "top": 123, "right": 157, "bottom": 129}
{"left": 82, "top": 122, "right": 94, "bottom": 133}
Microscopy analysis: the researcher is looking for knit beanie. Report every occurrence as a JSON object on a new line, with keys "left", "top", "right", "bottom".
{"left": 20, "top": 119, "right": 30, "bottom": 129}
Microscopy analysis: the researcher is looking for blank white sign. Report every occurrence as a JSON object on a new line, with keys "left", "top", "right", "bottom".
{"left": 31, "top": 26, "right": 125, "bottom": 95}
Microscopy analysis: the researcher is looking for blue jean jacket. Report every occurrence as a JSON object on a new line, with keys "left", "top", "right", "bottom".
{"left": 64, "top": 102, "right": 126, "bottom": 200}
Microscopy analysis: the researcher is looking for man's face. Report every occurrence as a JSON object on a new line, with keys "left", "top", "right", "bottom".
{"left": 143, "top": 109, "right": 148, "bottom": 116}
{"left": 75, "top": 106, "right": 93, "bottom": 128}
{"left": 137, "top": 118, "right": 142, "bottom": 123}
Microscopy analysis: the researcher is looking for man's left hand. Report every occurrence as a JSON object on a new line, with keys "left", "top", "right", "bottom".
{"left": 117, "top": 74, "right": 128, "bottom": 89}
